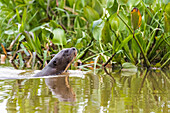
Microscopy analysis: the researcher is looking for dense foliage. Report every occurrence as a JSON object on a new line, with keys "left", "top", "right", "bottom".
{"left": 0, "top": 0, "right": 169, "bottom": 69}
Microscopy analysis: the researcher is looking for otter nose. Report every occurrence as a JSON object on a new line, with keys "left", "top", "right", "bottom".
{"left": 71, "top": 47, "right": 77, "bottom": 56}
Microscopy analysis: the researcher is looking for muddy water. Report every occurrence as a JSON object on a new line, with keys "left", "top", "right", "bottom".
{"left": 0, "top": 66, "right": 169, "bottom": 113}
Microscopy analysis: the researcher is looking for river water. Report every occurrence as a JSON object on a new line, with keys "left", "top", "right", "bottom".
{"left": 0, "top": 66, "right": 169, "bottom": 113}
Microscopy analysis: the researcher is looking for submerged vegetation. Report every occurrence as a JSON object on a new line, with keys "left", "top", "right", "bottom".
{"left": 0, "top": 0, "right": 169, "bottom": 70}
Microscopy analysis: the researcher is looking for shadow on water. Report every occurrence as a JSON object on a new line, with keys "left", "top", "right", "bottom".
{"left": 0, "top": 67, "right": 169, "bottom": 113}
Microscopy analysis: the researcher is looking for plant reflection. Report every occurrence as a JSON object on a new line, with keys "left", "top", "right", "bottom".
{"left": 1, "top": 69, "right": 169, "bottom": 113}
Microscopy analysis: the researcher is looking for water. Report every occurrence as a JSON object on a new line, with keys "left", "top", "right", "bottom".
{"left": 0, "top": 66, "right": 169, "bottom": 113}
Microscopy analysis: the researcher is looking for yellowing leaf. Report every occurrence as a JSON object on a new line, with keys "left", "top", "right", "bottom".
{"left": 131, "top": 7, "right": 142, "bottom": 30}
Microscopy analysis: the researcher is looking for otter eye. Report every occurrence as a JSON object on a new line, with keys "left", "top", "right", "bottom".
{"left": 53, "top": 60, "right": 57, "bottom": 66}
{"left": 72, "top": 48, "right": 75, "bottom": 51}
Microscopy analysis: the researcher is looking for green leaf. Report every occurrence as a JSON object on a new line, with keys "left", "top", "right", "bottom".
{"left": 107, "top": 0, "right": 118, "bottom": 15}
{"left": 93, "top": 0, "right": 103, "bottom": 17}
{"left": 76, "top": 38, "right": 84, "bottom": 49}
{"left": 109, "top": 13, "right": 119, "bottom": 31}
{"left": 18, "top": 52, "right": 24, "bottom": 68}
{"left": 43, "top": 50, "right": 47, "bottom": 67}
{"left": 132, "top": 38, "right": 140, "bottom": 53}
{"left": 107, "top": 0, "right": 115, "bottom": 8}
{"left": 127, "top": 0, "right": 140, "bottom": 7}
{"left": 74, "top": 16, "right": 83, "bottom": 38}
{"left": 83, "top": 6, "right": 100, "bottom": 23}
{"left": 34, "top": 35, "right": 42, "bottom": 54}
{"left": 117, "top": 0, "right": 128, "bottom": 5}
{"left": 122, "top": 62, "right": 137, "bottom": 69}
{"left": 109, "top": 11, "right": 128, "bottom": 31}
{"left": 102, "top": 21, "right": 111, "bottom": 44}
{"left": 144, "top": 0, "right": 155, "bottom": 5}
{"left": 116, "top": 34, "right": 133, "bottom": 51}
{"left": 20, "top": 8, "right": 27, "bottom": 32}
{"left": 52, "top": 28, "right": 67, "bottom": 45}
{"left": 92, "top": 20, "right": 104, "bottom": 41}
{"left": 164, "top": 3, "right": 170, "bottom": 33}
{"left": 16, "top": 8, "right": 21, "bottom": 23}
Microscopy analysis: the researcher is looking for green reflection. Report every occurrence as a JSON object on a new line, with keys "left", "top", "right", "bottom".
{"left": 0, "top": 69, "right": 169, "bottom": 113}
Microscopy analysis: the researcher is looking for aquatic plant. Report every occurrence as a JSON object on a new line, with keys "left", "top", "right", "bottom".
{"left": 0, "top": 0, "right": 169, "bottom": 69}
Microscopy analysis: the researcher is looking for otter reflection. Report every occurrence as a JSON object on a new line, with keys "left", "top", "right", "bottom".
{"left": 45, "top": 76, "right": 76, "bottom": 102}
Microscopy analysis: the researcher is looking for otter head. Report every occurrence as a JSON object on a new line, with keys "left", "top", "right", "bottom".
{"left": 47, "top": 47, "right": 77, "bottom": 74}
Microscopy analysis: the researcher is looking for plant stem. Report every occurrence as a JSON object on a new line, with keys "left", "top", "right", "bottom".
{"left": 161, "top": 57, "right": 170, "bottom": 69}
{"left": 133, "top": 31, "right": 151, "bottom": 67}
{"left": 103, "top": 52, "right": 116, "bottom": 67}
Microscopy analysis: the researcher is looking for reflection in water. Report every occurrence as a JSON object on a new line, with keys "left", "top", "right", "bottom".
{"left": 45, "top": 76, "right": 76, "bottom": 102}
{"left": 0, "top": 69, "right": 169, "bottom": 113}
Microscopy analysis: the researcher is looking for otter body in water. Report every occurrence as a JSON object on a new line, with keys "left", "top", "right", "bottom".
{"left": 34, "top": 47, "right": 77, "bottom": 77}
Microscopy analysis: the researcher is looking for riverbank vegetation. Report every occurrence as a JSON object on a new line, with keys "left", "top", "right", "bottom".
{"left": 0, "top": 0, "right": 169, "bottom": 70}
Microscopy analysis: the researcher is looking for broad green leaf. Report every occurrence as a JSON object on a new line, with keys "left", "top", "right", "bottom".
{"left": 102, "top": 21, "right": 111, "bottom": 44}
{"left": 107, "top": 0, "right": 118, "bottom": 15}
{"left": 107, "top": 0, "right": 115, "bottom": 8}
{"left": 92, "top": 20, "right": 104, "bottom": 41}
{"left": 52, "top": 28, "right": 67, "bottom": 45}
{"left": 131, "top": 7, "right": 142, "bottom": 30}
{"left": 75, "top": 0, "right": 86, "bottom": 10}
{"left": 127, "top": 0, "right": 140, "bottom": 7}
{"left": 122, "top": 62, "right": 137, "bottom": 69}
{"left": 132, "top": 38, "right": 140, "bottom": 53}
{"left": 110, "top": 11, "right": 128, "bottom": 31}
{"left": 94, "top": 0, "right": 103, "bottom": 17}
{"left": 76, "top": 38, "right": 85, "bottom": 49}
{"left": 83, "top": 6, "right": 100, "bottom": 23}
{"left": 117, "top": 0, "right": 128, "bottom": 5}
{"left": 109, "top": 13, "right": 119, "bottom": 31}
{"left": 144, "top": 0, "right": 155, "bottom": 5}
{"left": 92, "top": 19, "right": 103, "bottom": 31}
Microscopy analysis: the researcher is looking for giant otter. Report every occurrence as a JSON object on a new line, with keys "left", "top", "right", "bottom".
{"left": 34, "top": 47, "right": 77, "bottom": 77}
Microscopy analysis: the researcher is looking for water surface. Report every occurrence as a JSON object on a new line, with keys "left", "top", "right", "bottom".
{"left": 0, "top": 66, "right": 169, "bottom": 113}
